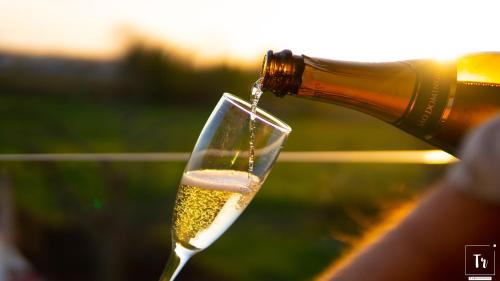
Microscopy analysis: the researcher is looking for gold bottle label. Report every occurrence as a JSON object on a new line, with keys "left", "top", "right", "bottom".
{"left": 397, "top": 61, "right": 456, "bottom": 143}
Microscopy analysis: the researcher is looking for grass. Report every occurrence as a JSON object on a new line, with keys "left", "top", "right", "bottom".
{"left": 0, "top": 94, "right": 449, "bottom": 281}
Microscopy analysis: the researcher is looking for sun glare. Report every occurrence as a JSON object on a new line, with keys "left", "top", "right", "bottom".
{"left": 0, "top": 0, "right": 500, "bottom": 65}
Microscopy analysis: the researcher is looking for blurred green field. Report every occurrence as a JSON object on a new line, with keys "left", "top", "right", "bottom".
{"left": 0, "top": 94, "right": 449, "bottom": 281}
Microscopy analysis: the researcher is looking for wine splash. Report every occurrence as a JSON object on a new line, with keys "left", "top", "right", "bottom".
{"left": 249, "top": 78, "right": 264, "bottom": 174}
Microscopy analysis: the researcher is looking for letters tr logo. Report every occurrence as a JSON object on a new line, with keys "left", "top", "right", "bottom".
{"left": 465, "top": 244, "right": 496, "bottom": 280}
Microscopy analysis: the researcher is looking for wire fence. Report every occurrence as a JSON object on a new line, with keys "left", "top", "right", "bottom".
{"left": 0, "top": 150, "right": 457, "bottom": 164}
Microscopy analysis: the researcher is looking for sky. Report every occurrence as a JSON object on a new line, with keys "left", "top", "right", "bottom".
{"left": 1, "top": 0, "right": 500, "bottom": 67}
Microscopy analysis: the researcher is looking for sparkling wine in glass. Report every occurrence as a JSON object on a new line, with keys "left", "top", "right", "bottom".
{"left": 159, "top": 93, "right": 291, "bottom": 281}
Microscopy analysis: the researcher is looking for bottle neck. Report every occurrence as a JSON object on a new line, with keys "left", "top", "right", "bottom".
{"left": 261, "top": 50, "right": 419, "bottom": 123}
{"left": 300, "top": 56, "right": 419, "bottom": 123}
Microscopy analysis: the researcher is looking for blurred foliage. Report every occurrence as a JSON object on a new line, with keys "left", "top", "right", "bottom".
{"left": 0, "top": 43, "right": 447, "bottom": 281}
{"left": 119, "top": 43, "right": 253, "bottom": 105}
{"left": 0, "top": 42, "right": 256, "bottom": 106}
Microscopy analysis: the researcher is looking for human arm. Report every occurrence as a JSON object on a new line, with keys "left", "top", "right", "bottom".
{"left": 317, "top": 116, "right": 500, "bottom": 281}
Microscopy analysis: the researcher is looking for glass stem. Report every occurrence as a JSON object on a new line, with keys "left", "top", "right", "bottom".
{"left": 159, "top": 242, "right": 195, "bottom": 281}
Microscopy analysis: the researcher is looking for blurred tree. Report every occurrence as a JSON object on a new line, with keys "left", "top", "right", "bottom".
{"left": 121, "top": 43, "right": 182, "bottom": 102}
{"left": 119, "top": 42, "right": 256, "bottom": 105}
{"left": 0, "top": 40, "right": 259, "bottom": 106}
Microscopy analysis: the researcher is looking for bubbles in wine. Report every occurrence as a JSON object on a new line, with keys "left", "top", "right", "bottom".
{"left": 249, "top": 78, "right": 264, "bottom": 174}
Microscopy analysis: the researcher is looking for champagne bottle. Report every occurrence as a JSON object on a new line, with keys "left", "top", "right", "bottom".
{"left": 260, "top": 50, "right": 500, "bottom": 156}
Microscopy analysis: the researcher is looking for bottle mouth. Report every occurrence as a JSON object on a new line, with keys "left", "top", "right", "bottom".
{"left": 260, "top": 50, "right": 304, "bottom": 97}
{"left": 260, "top": 50, "right": 274, "bottom": 84}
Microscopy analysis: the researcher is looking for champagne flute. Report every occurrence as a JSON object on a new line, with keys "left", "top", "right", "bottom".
{"left": 159, "top": 93, "right": 291, "bottom": 281}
